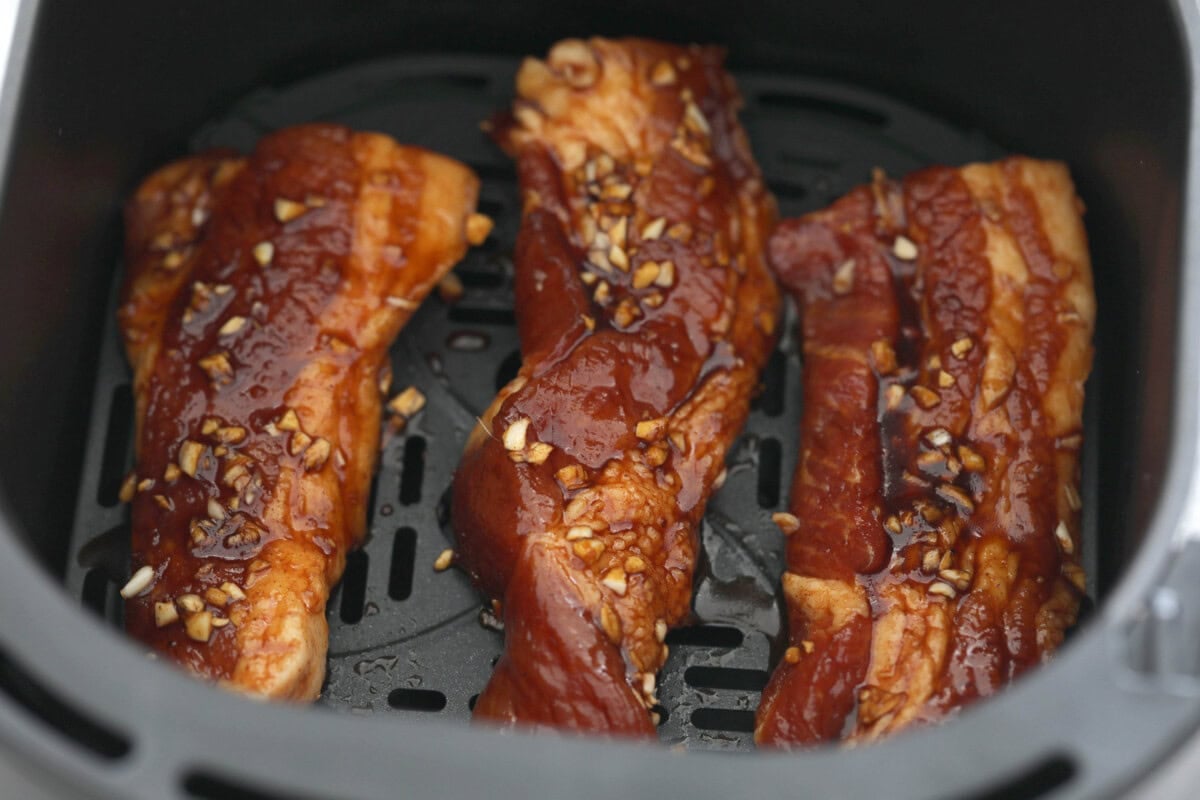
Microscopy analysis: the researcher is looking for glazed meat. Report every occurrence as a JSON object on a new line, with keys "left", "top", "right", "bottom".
{"left": 755, "top": 159, "right": 1094, "bottom": 745}
{"left": 119, "top": 124, "right": 485, "bottom": 700}
{"left": 452, "top": 38, "right": 780, "bottom": 735}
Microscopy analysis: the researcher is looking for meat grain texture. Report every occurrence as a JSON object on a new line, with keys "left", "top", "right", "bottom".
{"left": 452, "top": 38, "right": 780, "bottom": 735}
{"left": 757, "top": 159, "right": 1094, "bottom": 745}
{"left": 121, "top": 124, "right": 483, "bottom": 700}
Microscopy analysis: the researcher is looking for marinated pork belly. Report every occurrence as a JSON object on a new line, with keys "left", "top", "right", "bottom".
{"left": 452, "top": 39, "right": 780, "bottom": 735}
{"left": 119, "top": 124, "right": 485, "bottom": 700}
{"left": 756, "top": 159, "right": 1094, "bottom": 745}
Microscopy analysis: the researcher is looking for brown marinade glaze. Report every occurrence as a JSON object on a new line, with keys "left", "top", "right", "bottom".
{"left": 119, "top": 124, "right": 483, "bottom": 700}
{"left": 452, "top": 38, "right": 780, "bottom": 735}
{"left": 756, "top": 159, "right": 1094, "bottom": 746}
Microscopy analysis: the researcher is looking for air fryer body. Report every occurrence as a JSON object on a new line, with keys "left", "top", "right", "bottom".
{"left": 0, "top": 2, "right": 1198, "bottom": 798}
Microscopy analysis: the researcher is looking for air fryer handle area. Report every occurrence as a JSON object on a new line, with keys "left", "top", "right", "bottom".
{"left": 1118, "top": 539, "right": 1200, "bottom": 688}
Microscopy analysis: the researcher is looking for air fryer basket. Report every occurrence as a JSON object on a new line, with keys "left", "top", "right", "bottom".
{"left": 1, "top": 1, "right": 1199, "bottom": 798}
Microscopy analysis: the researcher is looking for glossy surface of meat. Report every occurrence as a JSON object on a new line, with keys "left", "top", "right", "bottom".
{"left": 120, "top": 124, "right": 482, "bottom": 700}
{"left": 756, "top": 159, "right": 1094, "bottom": 745}
{"left": 452, "top": 38, "right": 780, "bottom": 735}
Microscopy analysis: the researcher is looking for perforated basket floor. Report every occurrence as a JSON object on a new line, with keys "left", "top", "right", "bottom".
{"left": 62, "top": 53, "right": 1097, "bottom": 751}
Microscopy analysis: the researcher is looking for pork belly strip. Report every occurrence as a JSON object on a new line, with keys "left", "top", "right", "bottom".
{"left": 756, "top": 158, "right": 1094, "bottom": 746}
{"left": 451, "top": 38, "right": 780, "bottom": 735}
{"left": 119, "top": 123, "right": 484, "bottom": 700}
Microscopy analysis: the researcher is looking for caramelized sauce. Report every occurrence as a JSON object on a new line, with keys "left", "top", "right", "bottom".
{"left": 119, "top": 125, "right": 479, "bottom": 693}
{"left": 452, "top": 39, "right": 781, "bottom": 735}
{"left": 758, "top": 159, "right": 1093, "bottom": 746}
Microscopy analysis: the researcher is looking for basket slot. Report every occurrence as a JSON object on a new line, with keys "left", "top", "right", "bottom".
{"left": 338, "top": 550, "right": 370, "bottom": 625}
{"left": 387, "top": 688, "right": 447, "bottom": 712}
{"left": 388, "top": 527, "right": 418, "bottom": 602}
{"left": 756, "top": 438, "right": 783, "bottom": 508}
{"left": 665, "top": 625, "right": 745, "bottom": 649}
{"left": 0, "top": 647, "right": 130, "bottom": 760}
{"left": 690, "top": 707, "right": 756, "bottom": 734}
{"left": 399, "top": 436, "right": 427, "bottom": 507}
{"left": 95, "top": 384, "right": 133, "bottom": 508}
